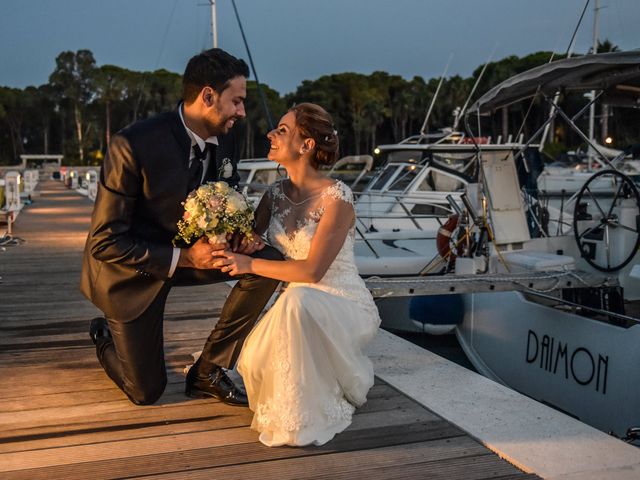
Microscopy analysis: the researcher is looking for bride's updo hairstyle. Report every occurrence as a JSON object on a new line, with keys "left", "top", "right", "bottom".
{"left": 289, "top": 103, "right": 339, "bottom": 169}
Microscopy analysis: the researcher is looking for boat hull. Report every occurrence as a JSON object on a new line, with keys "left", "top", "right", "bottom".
{"left": 456, "top": 290, "right": 640, "bottom": 437}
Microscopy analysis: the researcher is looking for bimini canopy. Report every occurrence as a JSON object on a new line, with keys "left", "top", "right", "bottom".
{"left": 468, "top": 50, "right": 640, "bottom": 114}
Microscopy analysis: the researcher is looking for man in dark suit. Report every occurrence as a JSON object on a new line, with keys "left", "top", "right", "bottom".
{"left": 80, "top": 48, "right": 281, "bottom": 406}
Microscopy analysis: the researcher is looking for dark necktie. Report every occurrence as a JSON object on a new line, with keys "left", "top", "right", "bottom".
{"left": 187, "top": 143, "right": 209, "bottom": 192}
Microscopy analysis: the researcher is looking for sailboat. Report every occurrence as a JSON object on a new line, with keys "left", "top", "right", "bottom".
{"left": 366, "top": 50, "right": 640, "bottom": 440}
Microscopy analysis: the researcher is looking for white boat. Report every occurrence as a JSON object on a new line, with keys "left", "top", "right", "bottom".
{"left": 366, "top": 51, "right": 640, "bottom": 440}
{"left": 353, "top": 131, "right": 547, "bottom": 334}
{"left": 237, "top": 158, "right": 282, "bottom": 206}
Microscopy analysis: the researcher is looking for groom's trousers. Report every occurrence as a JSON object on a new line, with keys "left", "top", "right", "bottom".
{"left": 95, "top": 245, "right": 282, "bottom": 405}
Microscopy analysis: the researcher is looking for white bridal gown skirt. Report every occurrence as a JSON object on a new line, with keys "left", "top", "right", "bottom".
{"left": 237, "top": 285, "right": 379, "bottom": 447}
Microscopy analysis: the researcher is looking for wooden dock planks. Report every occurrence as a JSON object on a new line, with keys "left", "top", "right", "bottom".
{"left": 0, "top": 180, "right": 539, "bottom": 479}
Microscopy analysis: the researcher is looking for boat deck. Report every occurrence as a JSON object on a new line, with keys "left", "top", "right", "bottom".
{"left": 365, "top": 269, "right": 611, "bottom": 297}
{"left": 0, "top": 180, "right": 537, "bottom": 479}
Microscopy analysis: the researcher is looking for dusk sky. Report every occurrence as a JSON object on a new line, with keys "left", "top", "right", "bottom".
{"left": 1, "top": 0, "right": 638, "bottom": 94}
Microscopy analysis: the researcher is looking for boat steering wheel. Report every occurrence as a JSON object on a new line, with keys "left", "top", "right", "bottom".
{"left": 573, "top": 169, "right": 640, "bottom": 272}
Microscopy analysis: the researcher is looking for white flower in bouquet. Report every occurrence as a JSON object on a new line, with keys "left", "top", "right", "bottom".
{"left": 226, "top": 191, "right": 246, "bottom": 214}
{"left": 173, "top": 181, "right": 254, "bottom": 246}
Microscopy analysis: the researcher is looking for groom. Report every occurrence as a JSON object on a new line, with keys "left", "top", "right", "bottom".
{"left": 80, "top": 48, "right": 281, "bottom": 406}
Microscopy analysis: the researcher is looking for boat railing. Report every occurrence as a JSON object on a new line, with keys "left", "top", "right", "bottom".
{"left": 355, "top": 190, "right": 463, "bottom": 208}
{"left": 354, "top": 191, "right": 459, "bottom": 235}
{"left": 354, "top": 209, "right": 451, "bottom": 225}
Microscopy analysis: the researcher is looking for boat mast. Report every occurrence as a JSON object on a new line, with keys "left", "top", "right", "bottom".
{"left": 209, "top": 0, "right": 218, "bottom": 48}
{"left": 204, "top": 1, "right": 275, "bottom": 135}
{"left": 587, "top": 0, "right": 600, "bottom": 163}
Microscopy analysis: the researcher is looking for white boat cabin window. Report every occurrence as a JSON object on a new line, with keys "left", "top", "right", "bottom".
{"left": 434, "top": 172, "right": 464, "bottom": 192}
{"left": 387, "top": 165, "right": 420, "bottom": 192}
{"left": 370, "top": 165, "right": 398, "bottom": 191}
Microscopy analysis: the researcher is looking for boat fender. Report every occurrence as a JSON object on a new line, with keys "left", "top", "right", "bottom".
{"left": 409, "top": 294, "right": 464, "bottom": 335}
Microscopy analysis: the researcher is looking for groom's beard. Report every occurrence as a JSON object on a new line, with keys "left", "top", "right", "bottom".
{"left": 205, "top": 114, "right": 239, "bottom": 136}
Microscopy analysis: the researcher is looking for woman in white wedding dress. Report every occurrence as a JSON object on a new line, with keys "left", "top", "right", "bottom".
{"left": 212, "top": 103, "right": 380, "bottom": 447}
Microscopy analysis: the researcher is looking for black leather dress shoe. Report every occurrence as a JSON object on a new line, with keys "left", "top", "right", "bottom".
{"left": 185, "top": 364, "right": 248, "bottom": 406}
{"left": 89, "top": 317, "right": 111, "bottom": 345}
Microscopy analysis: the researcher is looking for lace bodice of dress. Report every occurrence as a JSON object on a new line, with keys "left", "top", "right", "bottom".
{"left": 266, "top": 179, "right": 379, "bottom": 316}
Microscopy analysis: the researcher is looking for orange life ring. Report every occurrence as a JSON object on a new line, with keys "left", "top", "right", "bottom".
{"left": 436, "top": 215, "right": 459, "bottom": 259}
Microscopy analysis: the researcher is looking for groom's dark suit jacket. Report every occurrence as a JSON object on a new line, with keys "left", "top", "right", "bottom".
{"left": 80, "top": 110, "right": 241, "bottom": 322}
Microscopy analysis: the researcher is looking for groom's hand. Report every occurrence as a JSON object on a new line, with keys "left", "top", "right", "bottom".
{"left": 178, "top": 237, "right": 228, "bottom": 269}
{"left": 231, "top": 231, "right": 265, "bottom": 255}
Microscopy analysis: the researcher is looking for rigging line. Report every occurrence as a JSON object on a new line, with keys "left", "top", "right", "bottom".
{"left": 134, "top": 0, "right": 180, "bottom": 119}
{"left": 513, "top": 0, "right": 590, "bottom": 145}
{"left": 155, "top": 0, "right": 180, "bottom": 69}
{"left": 230, "top": 0, "right": 274, "bottom": 130}
{"left": 420, "top": 52, "right": 453, "bottom": 135}
{"left": 566, "top": 0, "right": 591, "bottom": 58}
{"left": 458, "top": 46, "right": 497, "bottom": 179}
{"left": 458, "top": 45, "right": 497, "bottom": 164}
{"left": 455, "top": 44, "right": 496, "bottom": 130}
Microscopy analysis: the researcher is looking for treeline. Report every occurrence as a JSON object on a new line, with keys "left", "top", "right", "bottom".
{"left": 1, "top": 43, "right": 637, "bottom": 166}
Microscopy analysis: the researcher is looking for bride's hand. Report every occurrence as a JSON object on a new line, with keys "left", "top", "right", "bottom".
{"left": 212, "top": 250, "right": 252, "bottom": 276}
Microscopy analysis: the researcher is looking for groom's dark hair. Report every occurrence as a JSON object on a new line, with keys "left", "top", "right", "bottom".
{"left": 182, "top": 48, "right": 249, "bottom": 104}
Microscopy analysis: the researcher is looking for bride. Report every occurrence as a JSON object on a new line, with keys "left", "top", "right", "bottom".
{"left": 213, "top": 103, "right": 380, "bottom": 447}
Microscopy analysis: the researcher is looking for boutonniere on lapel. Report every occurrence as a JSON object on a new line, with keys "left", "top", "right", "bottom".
{"left": 218, "top": 157, "right": 233, "bottom": 179}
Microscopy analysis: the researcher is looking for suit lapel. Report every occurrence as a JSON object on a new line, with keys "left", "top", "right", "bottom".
{"left": 166, "top": 110, "right": 192, "bottom": 168}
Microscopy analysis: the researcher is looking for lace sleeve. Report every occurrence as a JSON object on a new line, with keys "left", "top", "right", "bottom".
{"left": 324, "top": 181, "right": 353, "bottom": 205}
{"left": 270, "top": 179, "right": 287, "bottom": 202}
{"left": 265, "top": 179, "right": 288, "bottom": 225}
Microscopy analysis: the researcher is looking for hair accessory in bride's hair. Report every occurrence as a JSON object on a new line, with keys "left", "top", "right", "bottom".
{"left": 324, "top": 129, "right": 338, "bottom": 142}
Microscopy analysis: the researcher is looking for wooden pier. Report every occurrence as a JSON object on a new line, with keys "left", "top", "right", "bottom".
{"left": 0, "top": 180, "right": 539, "bottom": 479}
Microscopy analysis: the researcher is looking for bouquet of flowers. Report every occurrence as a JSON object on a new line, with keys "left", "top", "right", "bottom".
{"left": 173, "top": 181, "right": 254, "bottom": 246}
